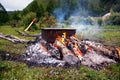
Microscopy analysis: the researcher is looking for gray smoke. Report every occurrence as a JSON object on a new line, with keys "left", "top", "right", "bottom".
{"left": 53, "top": 0, "right": 101, "bottom": 39}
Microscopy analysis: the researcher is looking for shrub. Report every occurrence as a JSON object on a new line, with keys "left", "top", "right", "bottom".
{"left": 7, "top": 20, "right": 18, "bottom": 27}
{"left": 87, "top": 16, "right": 94, "bottom": 25}
{"left": 39, "top": 12, "right": 57, "bottom": 28}
{"left": 20, "top": 12, "right": 36, "bottom": 27}
{"left": 97, "top": 17, "right": 103, "bottom": 26}
{"left": 106, "top": 12, "right": 120, "bottom": 25}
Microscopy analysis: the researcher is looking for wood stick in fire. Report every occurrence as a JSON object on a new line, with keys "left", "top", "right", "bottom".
{"left": 54, "top": 40, "right": 79, "bottom": 65}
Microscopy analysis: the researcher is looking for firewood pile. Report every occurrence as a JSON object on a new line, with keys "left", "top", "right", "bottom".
{"left": 23, "top": 32, "right": 119, "bottom": 70}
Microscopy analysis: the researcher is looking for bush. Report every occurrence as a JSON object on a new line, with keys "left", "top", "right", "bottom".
{"left": 87, "top": 16, "right": 94, "bottom": 25}
{"left": 7, "top": 20, "right": 19, "bottom": 27}
{"left": 97, "top": 17, "right": 103, "bottom": 26}
{"left": 106, "top": 12, "right": 120, "bottom": 25}
{"left": 39, "top": 12, "right": 57, "bottom": 28}
{"left": 20, "top": 12, "right": 36, "bottom": 27}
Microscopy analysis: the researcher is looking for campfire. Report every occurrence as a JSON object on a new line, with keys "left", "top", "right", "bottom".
{"left": 24, "top": 28, "right": 119, "bottom": 70}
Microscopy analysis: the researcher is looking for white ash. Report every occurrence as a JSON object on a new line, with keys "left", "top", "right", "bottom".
{"left": 63, "top": 54, "right": 79, "bottom": 66}
{"left": 81, "top": 50, "right": 116, "bottom": 70}
{"left": 24, "top": 42, "right": 65, "bottom": 67}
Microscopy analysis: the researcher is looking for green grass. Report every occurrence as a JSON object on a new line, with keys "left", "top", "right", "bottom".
{"left": 0, "top": 25, "right": 120, "bottom": 80}
{"left": 0, "top": 60, "right": 119, "bottom": 80}
{"left": 104, "top": 25, "right": 120, "bottom": 29}
{"left": 81, "top": 25, "right": 120, "bottom": 46}
{"left": 0, "top": 25, "right": 39, "bottom": 54}
{"left": 99, "top": 31, "right": 120, "bottom": 46}
{"left": 0, "top": 39, "right": 26, "bottom": 54}
{"left": 0, "top": 25, "right": 40, "bottom": 38}
{"left": 97, "top": 25, "right": 120, "bottom": 46}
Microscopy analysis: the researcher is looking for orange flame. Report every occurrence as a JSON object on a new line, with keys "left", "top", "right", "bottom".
{"left": 63, "top": 32, "right": 66, "bottom": 38}
{"left": 73, "top": 33, "right": 77, "bottom": 38}
{"left": 56, "top": 32, "right": 83, "bottom": 60}
{"left": 74, "top": 42, "right": 83, "bottom": 59}
{"left": 56, "top": 32, "right": 66, "bottom": 45}
{"left": 116, "top": 47, "right": 120, "bottom": 59}
{"left": 74, "top": 42, "right": 78, "bottom": 48}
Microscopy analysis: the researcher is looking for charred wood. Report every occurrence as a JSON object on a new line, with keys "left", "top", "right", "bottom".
{"left": 44, "top": 43, "right": 61, "bottom": 60}
{"left": 69, "top": 36, "right": 87, "bottom": 54}
{"left": 54, "top": 40, "right": 79, "bottom": 65}
{"left": 82, "top": 40, "right": 119, "bottom": 61}
{"left": 81, "top": 51, "right": 116, "bottom": 70}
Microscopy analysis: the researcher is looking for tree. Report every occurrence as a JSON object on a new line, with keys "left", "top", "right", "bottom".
{"left": 9, "top": 11, "right": 21, "bottom": 21}
{"left": 0, "top": 3, "right": 8, "bottom": 25}
{"left": 106, "top": 12, "right": 120, "bottom": 25}
{"left": 99, "top": 0, "right": 120, "bottom": 13}
{"left": 39, "top": 12, "right": 56, "bottom": 28}
{"left": 8, "top": 11, "right": 22, "bottom": 27}
{"left": 112, "top": 1, "right": 120, "bottom": 12}
{"left": 22, "top": 0, "right": 44, "bottom": 18}
{"left": 46, "top": 0, "right": 58, "bottom": 13}
{"left": 20, "top": 12, "right": 36, "bottom": 27}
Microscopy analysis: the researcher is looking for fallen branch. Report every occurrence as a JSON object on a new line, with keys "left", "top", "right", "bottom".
{"left": 0, "top": 33, "right": 29, "bottom": 43}
{"left": 16, "top": 30, "right": 39, "bottom": 37}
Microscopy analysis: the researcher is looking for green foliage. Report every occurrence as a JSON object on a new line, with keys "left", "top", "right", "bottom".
{"left": 9, "top": 11, "right": 21, "bottom": 21}
{"left": 22, "top": 0, "right": 44, "bottom": 18}
{"left": 106, "top": 12, "right": 120, "bottom": 25}
{"left": 7, "top": 11, "right": 21, "bottom": 27}
{"left": 20, "top": 12, "right": 36, "bottom": 27}
{"left": 46, "top": 0, "right": 58, "bottom": 14}
{"left": 39, "top": 12, "right": 57, "bottom": 28}
{"left": 0, "top": 3, "right": 8, "bottom": 25}
{"left": 111, "top": 0, "right": 120, "bottom": 12}
{"left": 88, "top": 0, "right": 102, "bottom": 16}
{"left": 97, "top": 17, "right": 103, "bottom": 26}
{"left": 99, "top": 0, "right": 120, "bottom": 14}
{"left": 87, "top": 16, "right": 94, "bottom": 25}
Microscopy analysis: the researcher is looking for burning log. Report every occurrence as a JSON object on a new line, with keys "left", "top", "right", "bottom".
{"left": 37, "top": 39, "right": 61, "bottom": 60}
{"left": 44, "top": 43, "right": 61, "bottom": 60}
{"left": 70, "top": 36, "right": 85, "bottom": 51}
{"left": 82, "top": 40, "right": 119, "bottom": 61}
{"left": 72, "top": 42, "right": 83, "bottom": 61}
{"left": 54, "top": 40, "right": 79, "bottom": 66}
{"left": 81, "top": 51, "right": 116, "bottom": 70}
{"left": 69, "top": 36, "right": 88, "bottom": 60}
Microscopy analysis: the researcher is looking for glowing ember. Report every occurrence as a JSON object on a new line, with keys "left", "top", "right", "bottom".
{"left": 73, "top": 42, "right": 83, "bottom": 60}
{"left": 56, "top": 32, "right": 66, "bottom": 45}
{"left": 116, "top": 47, "right": 120, "bottom": 59}
{"left": 56, "top": 32, "right": 83, "bottom": 61}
